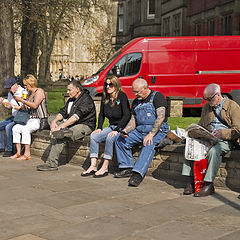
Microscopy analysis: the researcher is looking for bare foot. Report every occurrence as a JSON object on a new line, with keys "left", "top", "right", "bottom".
{"left": 82, "top": 165, "right": 97, "bottom": 175}
{"left": 94, "top": 168, "right": 108, "bottom": 176}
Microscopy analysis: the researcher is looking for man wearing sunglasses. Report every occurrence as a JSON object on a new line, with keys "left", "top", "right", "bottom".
{"left": 182, "top": 83, "right": 240, "bottom": 197}
{"left": 0, "top": 77, "right": 24, "bottom": 157}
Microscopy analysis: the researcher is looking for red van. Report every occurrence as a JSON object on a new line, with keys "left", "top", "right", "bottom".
{"left": 82, "top": 36, "right": 240, "bottom": 108}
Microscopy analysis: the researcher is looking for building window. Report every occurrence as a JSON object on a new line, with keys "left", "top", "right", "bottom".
{"left": 222, "top": 14, "right": 232, "bottom": 35}
{"left": 173, "top": 13, "right": 181, "bottom": 36}
{"left": 163, "top": 17, "right": 170, "bottom": 36}
{"left": 147, "top": 0, "right": 155, "bottom": 19}
{"left": 207, "top": 19, "right": 215, "bottom": 36}
{"left": 118, "top": 4, "right": 124, "bottom": 32}
{"left": 195, "top": 23, "right": 201, "bottom": 36}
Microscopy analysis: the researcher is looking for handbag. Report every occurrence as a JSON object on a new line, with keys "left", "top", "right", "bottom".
{"left": 13, "top": 109, "right": 30, "bottom": 125}
{"left": 39, "top": 117, "right": 50, "bottom": 130}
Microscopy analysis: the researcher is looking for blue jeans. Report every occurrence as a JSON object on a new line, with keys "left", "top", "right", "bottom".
{"left": 115, "top": 122, "right": 169, "bottom": 177}
{"left": 0, "top": 116, "right": 15, "bottom": 151}
{"left": 90, "top": 125, "right": 119, "bottom": 160}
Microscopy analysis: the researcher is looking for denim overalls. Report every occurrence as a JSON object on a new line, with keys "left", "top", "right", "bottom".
{"left": 115, "top": 91, "right": 169, "bottom": 177}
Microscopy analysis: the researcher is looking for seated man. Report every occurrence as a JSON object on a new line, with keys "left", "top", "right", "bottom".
{"left": 182, "top": 83, "right": 240, "bottom": 197}
{"left": 37, "top": 80, "right": 96, "bottom": 171}
{"left": 0, "top": 77, "right": 24, "bottom": 157}
{"left": 114, "top": 78, "right": 169, "bottom": 187}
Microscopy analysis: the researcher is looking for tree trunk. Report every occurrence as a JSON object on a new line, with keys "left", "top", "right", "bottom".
{"left": 20, "top": 0, "right": 39, "bottom": 79}
{"left": 0, "top": 0, "right": 15, "bottom": 96}
{"left": 38, "top": 30, "right": 56, "bottom": 83}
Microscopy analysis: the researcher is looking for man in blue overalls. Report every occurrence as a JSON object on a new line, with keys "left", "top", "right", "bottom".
{"left": 114, "top": 78, "right": 169, "bottom": 187}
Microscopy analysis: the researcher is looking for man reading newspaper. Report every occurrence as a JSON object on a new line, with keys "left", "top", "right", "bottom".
{"left": 182, "top": 83, "right": 240, "bottom": 197}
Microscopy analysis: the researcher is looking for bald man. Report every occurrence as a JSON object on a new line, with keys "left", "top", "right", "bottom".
{"left": 182, "top": 83, "right": 240, "bottom": 197}
{"left": 114, "top": 78, "right": 169, "bottom": 187}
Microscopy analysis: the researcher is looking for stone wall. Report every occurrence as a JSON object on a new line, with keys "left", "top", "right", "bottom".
{"left": 31, "top": 130, "right": 240, "bottom": 191}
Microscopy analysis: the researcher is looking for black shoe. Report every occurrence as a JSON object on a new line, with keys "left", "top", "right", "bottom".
{"left": 36, "top": 164, "right": 58, "bottom": 171}
{"left": 194, "top": 182, "right": 215, "bottom": 197}
{"left": 114, "top": 168, "right": 132, "bottom": 178}
{"left": 128, "top": 172, "right": 143, "bottom": 187}
{"left": 3, "top": 151, "right": 13, "bottom": 157}
{"left": 0, "top": 149, "right": 5, "bottom": 154}
{"left": 183, "top": 182, "right": 195, "bottom": 195}
{"left": 93, "top": 172, "right": 108, "bottom": 178}
{"left": 81, "top": 170, "right": 96, "bottom": 177}
{"left": 52, "top": 128, "right": 73, "bottom": 139}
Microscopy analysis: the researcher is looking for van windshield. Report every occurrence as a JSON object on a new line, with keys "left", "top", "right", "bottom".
{"left": 94, "top": 50, "right": 122, "bottom": 75}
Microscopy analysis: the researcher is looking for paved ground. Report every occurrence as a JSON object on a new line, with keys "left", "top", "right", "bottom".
{"left": 0, "top": 155, "right": 240, "bottom": 240}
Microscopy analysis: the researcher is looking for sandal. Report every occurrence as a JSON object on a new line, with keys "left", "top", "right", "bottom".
{"left": 16, "top": 154, "right": 32, "bottom": 161}
{"left": 10, "top": 153, "right": 21, "bottom": 159}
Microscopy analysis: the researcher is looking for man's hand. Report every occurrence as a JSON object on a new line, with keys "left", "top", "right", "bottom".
{"left": 50, "top": 121, "right": 58, "bottom": 132}
{"left": 212, "top": 129, "right": 222, "bottom": 138}
{"left": 143, "top": 133, "right": 154, "bottom": 146}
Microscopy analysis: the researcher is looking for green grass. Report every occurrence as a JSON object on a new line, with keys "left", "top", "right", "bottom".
{"left": 101, "top": 117, "right": 200, "bottom": 130}
{"left": 168, "top": 117, "right": 200, "bottom": 130}
{"left": 47, "top": 89, "right": 66, "bottom": 114}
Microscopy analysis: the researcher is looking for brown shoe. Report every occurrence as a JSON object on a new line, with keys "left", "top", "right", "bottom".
{"left": 194, "top": 183, "right": 215, "bottom": 197}
{"left": 183, "top": 182, "right": 195, "bottom": 195}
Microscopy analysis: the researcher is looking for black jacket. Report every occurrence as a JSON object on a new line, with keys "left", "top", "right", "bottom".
{"left": 59, "top": 89, "right": 96, "bottom": 131}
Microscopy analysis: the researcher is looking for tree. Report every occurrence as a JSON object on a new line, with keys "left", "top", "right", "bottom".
{"left": 0, "top": 0, "right": 15, "bottom": 95}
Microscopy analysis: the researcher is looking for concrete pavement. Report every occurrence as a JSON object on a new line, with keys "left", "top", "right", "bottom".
{"left": 0, "top": 155, "right": 239, "bottom": 240}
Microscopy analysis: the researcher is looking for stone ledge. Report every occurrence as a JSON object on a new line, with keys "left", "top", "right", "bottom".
{"left": 31, "top": 130, "right": 240, "bottom": 191}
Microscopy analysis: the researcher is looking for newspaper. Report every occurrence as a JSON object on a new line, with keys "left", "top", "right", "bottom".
{"left": 184, "top": 124, "right": 220, "bottom": 161}
{"left": 186, "top": 124, "right": 220, "bottom": 142}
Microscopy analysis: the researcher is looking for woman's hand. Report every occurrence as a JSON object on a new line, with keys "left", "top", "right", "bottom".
{"left": 91, "top": 129, "right": 101, "bottom": 135}
{"left": 108, "top": 131, "right": 118, "bottom": 137}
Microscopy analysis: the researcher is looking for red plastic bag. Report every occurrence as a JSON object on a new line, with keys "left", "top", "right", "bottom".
{"left": 194, "top": 158, "right": 208, "bottom": 193}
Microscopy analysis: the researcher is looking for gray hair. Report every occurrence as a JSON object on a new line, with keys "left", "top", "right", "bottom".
{"left": 204, "top": 83, "right": 221, "bottom": 95}
{"left": 132, "top": 78, "right": 148, "bottom": 88}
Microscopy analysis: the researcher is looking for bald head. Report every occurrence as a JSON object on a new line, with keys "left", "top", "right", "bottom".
{"left": 132, "top": 78, "right": 150, "bottom": 100}
{"left": 132, "top": 78, "right": 148, "bottom": 89}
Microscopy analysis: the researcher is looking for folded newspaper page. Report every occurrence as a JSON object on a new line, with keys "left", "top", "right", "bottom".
{"left": 185, "top": 137, "right": 212, "bottom": 161}
{"left": 185, "top": 124, "right": 220, "bottom": 161}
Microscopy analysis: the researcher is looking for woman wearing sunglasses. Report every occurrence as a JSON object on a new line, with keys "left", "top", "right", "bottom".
{"left": 81, "top": 75, "right": 131, "bottom": 177}
{"left": 10, "top": 74, "right": 48, "bottom": 161}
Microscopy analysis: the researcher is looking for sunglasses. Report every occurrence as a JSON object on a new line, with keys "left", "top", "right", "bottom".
{"left": 203, "top": 92, "right": 218, "bottom": 102}
{"left": 104, "top": 82, "right": 114, "bottom": 88}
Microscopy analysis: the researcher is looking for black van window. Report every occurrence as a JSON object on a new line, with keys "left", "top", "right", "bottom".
{"left": 125, "top": 53, "right": 142, "bottom": 76}
{"left": 108, "top": 55, "right": 127, "bottom": 77}
{"left": 108, "top": 52, "right": 142, "bottom": 77}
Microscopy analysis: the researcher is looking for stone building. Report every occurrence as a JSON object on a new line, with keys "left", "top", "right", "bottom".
{"left": 115, "top": 0, "right": 240, "bottom": 47}
{"left": 14, "top": 1, "right": 118, "bottom": 81}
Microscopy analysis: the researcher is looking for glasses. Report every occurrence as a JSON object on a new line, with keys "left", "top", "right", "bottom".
{"left": 104, "top": 82, "right": 114, "bottom": 88}
{"left": 203, "top": 93, "right": 218, "bottom": 102}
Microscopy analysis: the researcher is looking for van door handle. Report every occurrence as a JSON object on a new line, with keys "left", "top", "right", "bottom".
{"left": 151, "top": 76, "right": 156, "bottom": 84}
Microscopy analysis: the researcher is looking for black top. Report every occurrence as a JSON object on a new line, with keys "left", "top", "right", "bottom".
{"left": 97, "top": 91, "right": 131, "bottom": 132}
{"left": 59, "top": 89, "right": 96, "bottom": 131}
{"left": 132, "top": 90, "right": 168, "bottom": 122}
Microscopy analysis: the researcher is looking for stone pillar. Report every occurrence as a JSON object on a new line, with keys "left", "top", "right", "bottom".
{"left": 167, "top": 96, "right": 184, "bottom": 117}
